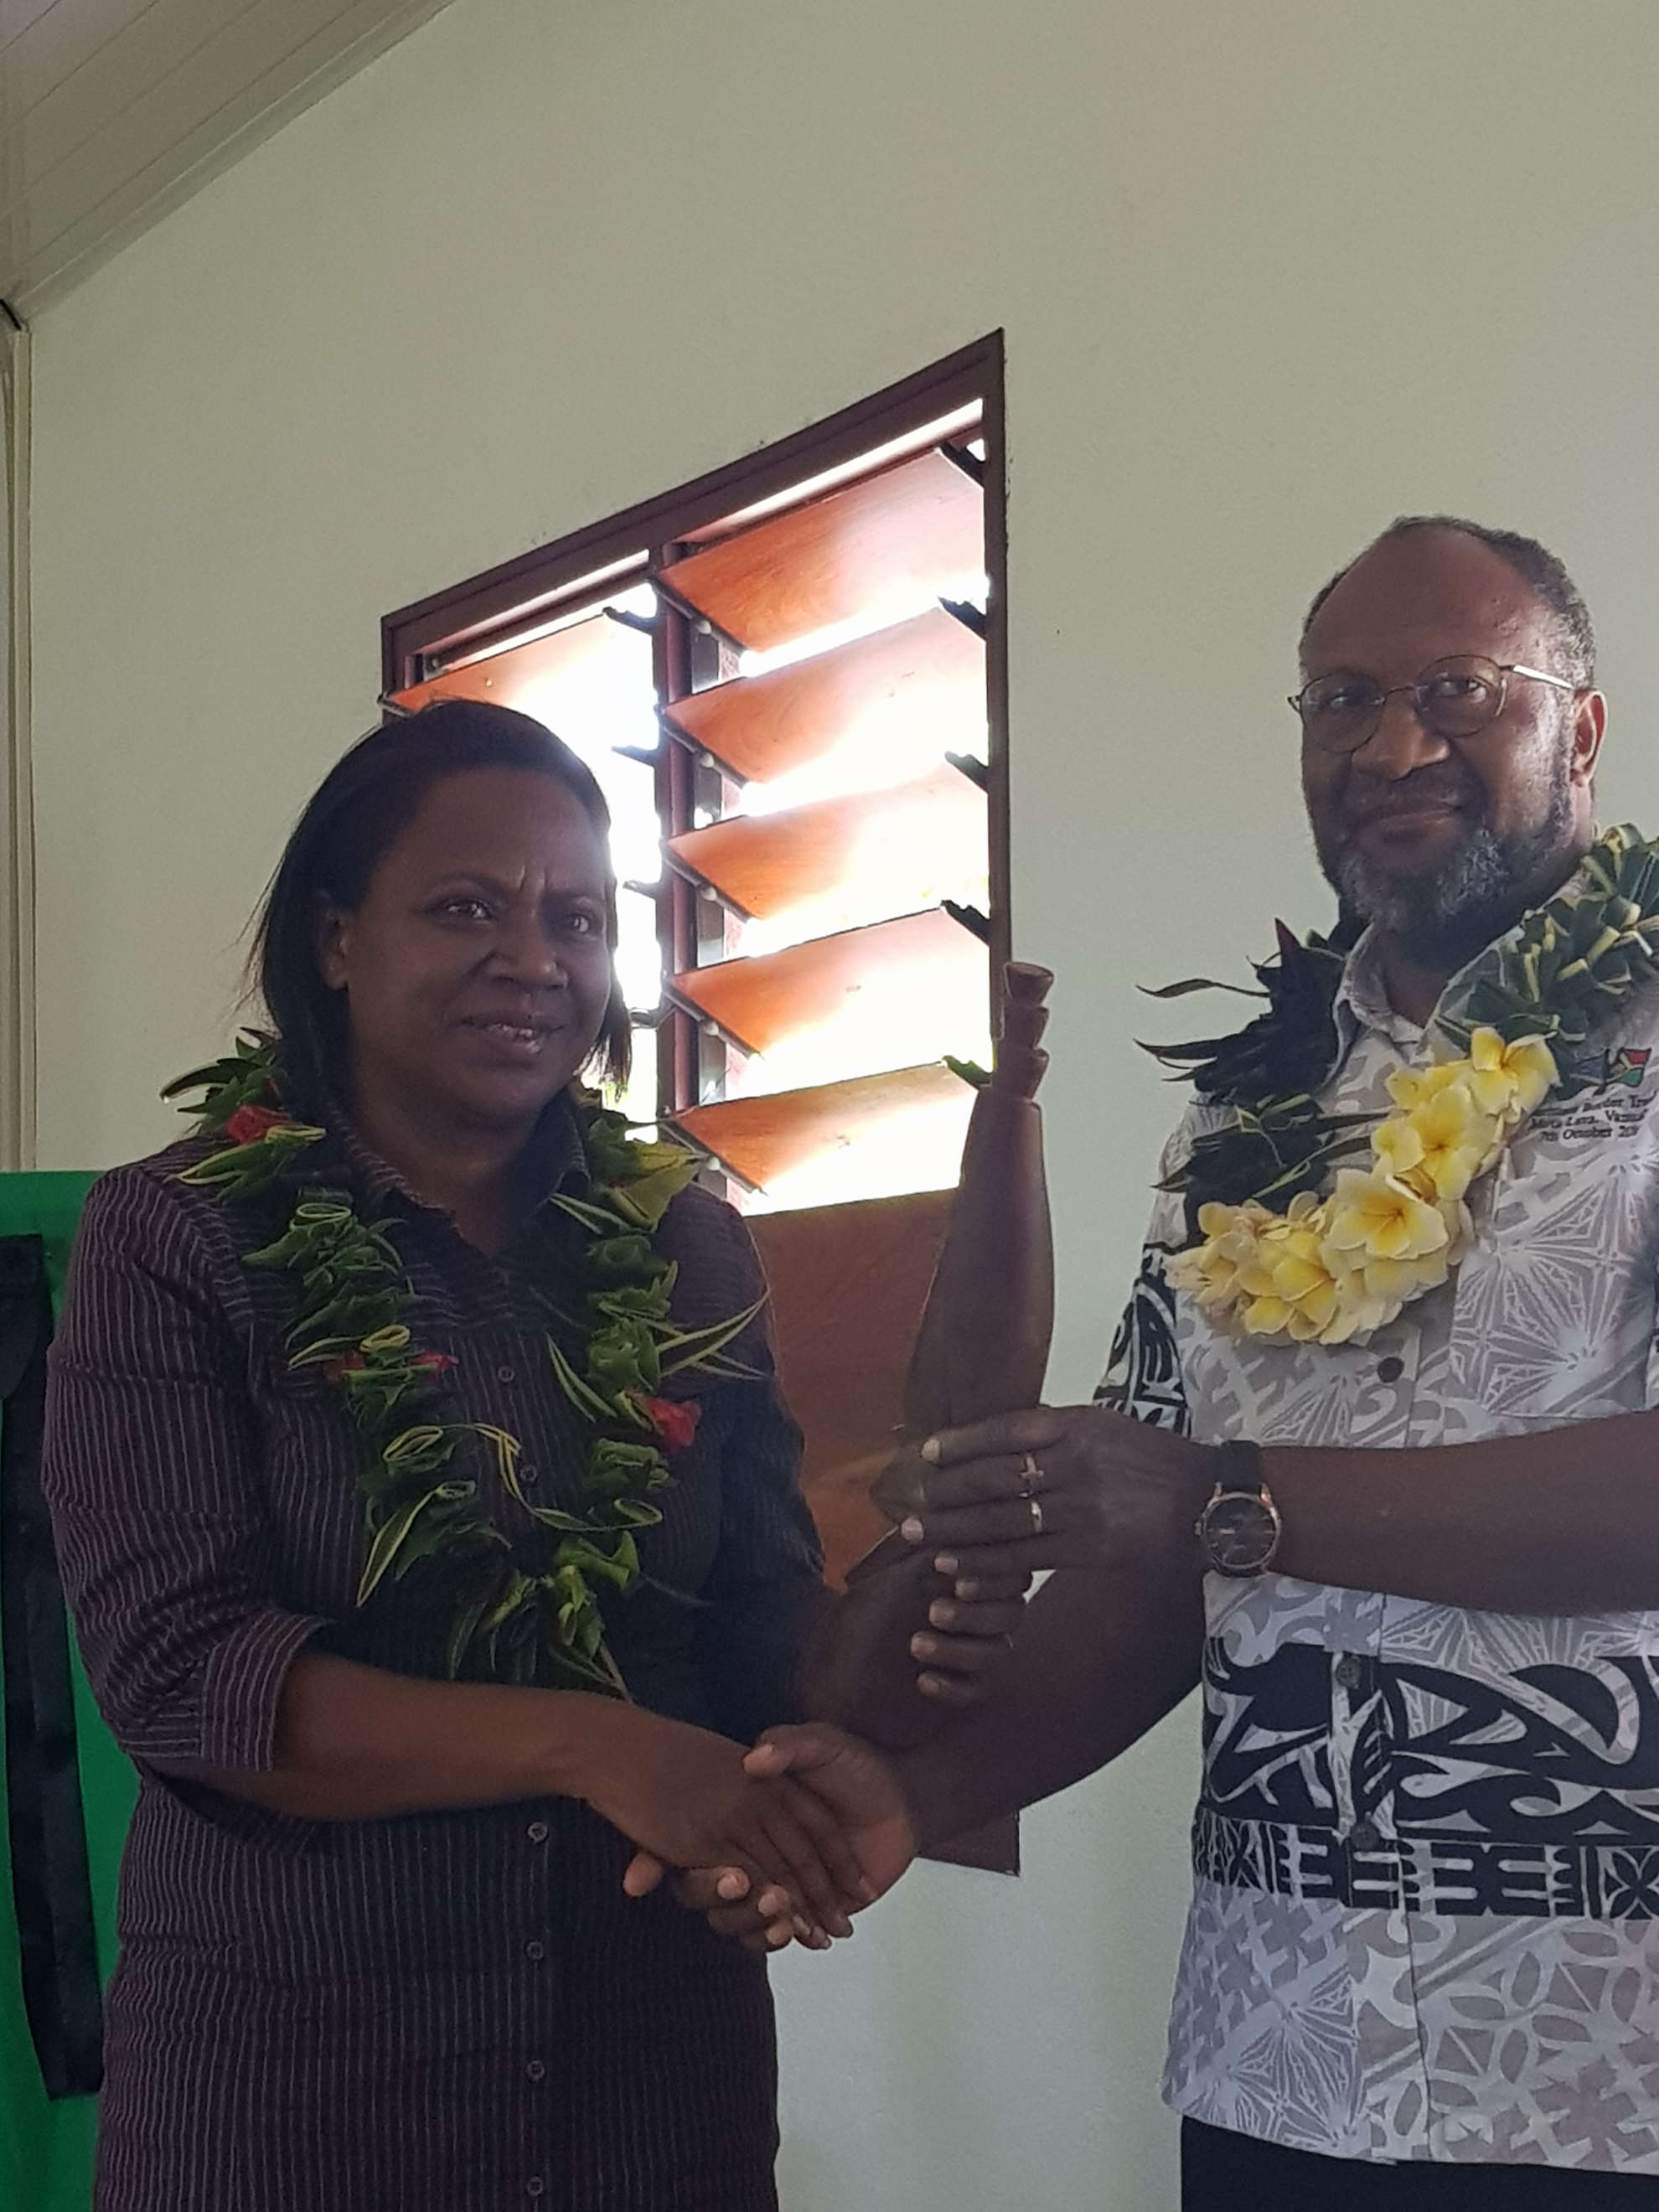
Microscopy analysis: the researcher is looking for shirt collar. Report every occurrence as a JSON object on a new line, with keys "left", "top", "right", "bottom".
{"left": 1333, "top": 927, "right": 1422, "bottom": 1051}
{"left": 319, "top": 1089, "right": 591, "bottom": 1220}
{"left": 1332, "top": 853, "right": 1601, "bottom": 1052}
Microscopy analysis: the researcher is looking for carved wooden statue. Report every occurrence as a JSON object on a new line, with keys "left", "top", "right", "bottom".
{"left": 872, "top": 961, "right": 1054, "bottom": 1522}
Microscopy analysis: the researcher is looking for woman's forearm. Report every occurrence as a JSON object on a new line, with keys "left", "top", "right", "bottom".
{"left": 171, "top": 1651, "right": 877, "bottom": 1930}
{"left": 171, "top": 1651, "right": 621, "bottom": 1821}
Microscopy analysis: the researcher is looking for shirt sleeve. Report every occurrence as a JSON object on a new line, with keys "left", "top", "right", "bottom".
{"left": 664, "top": 1192, "right": 824, "bottom": 1743}
{"left": 1094, "top": 1119, "right": 1195, "bottom": 1436}
{"left": 695, "top": 1369, "right": 823, "bottom": 1744}
{"left": 41, "top": 1165, "right": 327, "bottom": 1772}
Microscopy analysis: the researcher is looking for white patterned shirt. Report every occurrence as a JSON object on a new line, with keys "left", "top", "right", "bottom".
{"left": 1102, "top": 917, "right": 1659, "bottom": 2170}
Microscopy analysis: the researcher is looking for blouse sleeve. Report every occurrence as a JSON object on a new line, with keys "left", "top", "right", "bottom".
{"left": 41, "top": 1165, "right": 326, "bottom": 1772}
{"left": 664, "top": 1190, "right": 824, "bottom": 1744}
{"left": 695, "top": 1369, "right": 823, "bottom": 1744}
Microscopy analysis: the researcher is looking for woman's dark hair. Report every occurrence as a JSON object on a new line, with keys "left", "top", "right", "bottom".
{"left": 252, "top": 698, "right": 632, "bottom": 1117}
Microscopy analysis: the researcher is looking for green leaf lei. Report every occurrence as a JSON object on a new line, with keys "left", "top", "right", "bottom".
{"left": 163, "top": 1034, "right": 761, "bottom": 1697}
{"left": 1146, "top": 824, "right": 1659, "bottom": 1236}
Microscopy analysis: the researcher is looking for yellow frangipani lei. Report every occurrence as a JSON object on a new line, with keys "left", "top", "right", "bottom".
{"left": 1167, "top": 1028, "right": 1558, "bottom": 1346}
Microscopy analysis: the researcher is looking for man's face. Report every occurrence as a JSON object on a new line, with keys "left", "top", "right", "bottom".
{"left": 1299, "top": 530, "right": 1600, "bottom": 969}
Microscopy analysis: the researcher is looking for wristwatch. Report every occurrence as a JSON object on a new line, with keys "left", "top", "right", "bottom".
{"left": 1194, "top": 1439, "right": 1281, "bottom": 1578}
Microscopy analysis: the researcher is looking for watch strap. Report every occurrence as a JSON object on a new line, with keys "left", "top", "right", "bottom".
{"left": 1210, "top": 1436, "right": 1266, "bottom": 1495}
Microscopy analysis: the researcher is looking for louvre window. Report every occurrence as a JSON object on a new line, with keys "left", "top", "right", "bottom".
{"left": 382, "top": 337, "right": 1008, "bottom": 1219}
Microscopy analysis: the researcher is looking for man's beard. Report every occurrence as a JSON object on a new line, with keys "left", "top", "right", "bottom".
{"left": 1317, "top": 755, "right": 1576, "bottom": 973}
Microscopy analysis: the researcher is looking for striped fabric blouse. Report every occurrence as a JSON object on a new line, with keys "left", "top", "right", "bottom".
{"left": 41, "top": 1104, "right": 823, "bottom": 2212}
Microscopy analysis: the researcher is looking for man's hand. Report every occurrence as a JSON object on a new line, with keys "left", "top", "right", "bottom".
{"left": 623, "top": 1724, "right": 917, "bottom": 1951}
{"left": 896, "top": 1405, "right": 1214, "bottom": 1588}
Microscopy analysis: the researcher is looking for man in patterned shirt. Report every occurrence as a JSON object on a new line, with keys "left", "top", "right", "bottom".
{"left": 752, "top": 516, "right": 1659, "bottom": 2206}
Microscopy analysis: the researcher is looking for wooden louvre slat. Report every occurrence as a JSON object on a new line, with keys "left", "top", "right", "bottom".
{"left": 669, "top": 906, "right": 984, "bottom": 1059}
{"left": 674, "top": 1062, "right": 973, "bottom": 1191}
{"left": 660, "top": 604, "right": 984, "bottom": 786}
{"left": 658, "top": 449, "right": 984, "bottom": 654}
{"left": 387, "top": 608, "right": 645, "bottom": 718}
{"left": 664, "top": 762, "right": 985, "bottom": 923}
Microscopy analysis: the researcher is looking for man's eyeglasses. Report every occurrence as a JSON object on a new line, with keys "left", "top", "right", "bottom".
{"left": 1289, "top": 655, "right": 1579, "bottom": 756}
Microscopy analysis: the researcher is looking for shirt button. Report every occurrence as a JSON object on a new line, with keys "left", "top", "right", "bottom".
{"left": 519, "top": 1461, "right": 540, "bottom": 1489}
{"left": 527, "top": 1819, "right": 550, "bottom": 1843}
{"left": 527, "top": 2180, "right": 545, "bottom": 2198}
{"left": 1350, "top": 1819, "right": 1382, "bottom": 1853}
{"left": 525, "top": 1939, "right": 545, "bottom": 1961}
{"left": 1377, "top": 1355, "right": 1404, "bottom": 1383}
{"left": 496, "top": 1363, "right": 516, "bottom": 1385}
{"left": 1334, "top": 1655, "right": 1363, "bottom": 1691}
{"left": 526, "top": 2059, "right": 546, "bottom": 2083}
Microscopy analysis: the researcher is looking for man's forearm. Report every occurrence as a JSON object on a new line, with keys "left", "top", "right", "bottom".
{"left": 1269, "top": 1406, "right": 1659, "bottom": 1613}
{"left": 890, "top": 1563, "right": 1203, "bottom": 1845}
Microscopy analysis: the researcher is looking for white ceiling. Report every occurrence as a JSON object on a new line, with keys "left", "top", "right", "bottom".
{"left": 0, "top": 0, "right": 457, "bottom": 318}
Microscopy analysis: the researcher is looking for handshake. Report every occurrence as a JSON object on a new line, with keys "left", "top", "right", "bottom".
{"left": 608, "top": 1398, "right": 1205, "bottom": 1956}
{"left": 605, "top": 1416, "right": 1051, "bottom": 1955}
{"left": 619, "top": 1720, "right": 923, "bottom": 1956}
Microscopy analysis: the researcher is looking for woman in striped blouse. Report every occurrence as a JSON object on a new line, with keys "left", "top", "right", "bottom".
{"left": 41, "top": 702, "right": 999, "bottom": 2212}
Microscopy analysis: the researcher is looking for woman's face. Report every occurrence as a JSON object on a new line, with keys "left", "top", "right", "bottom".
{"left": 318, "top": 766, "right": 618, "bottom": 1140}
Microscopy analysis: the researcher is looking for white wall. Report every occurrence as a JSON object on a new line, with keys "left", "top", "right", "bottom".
{"left": 25, "top": 1, "right": 1659, "bottom": 2203}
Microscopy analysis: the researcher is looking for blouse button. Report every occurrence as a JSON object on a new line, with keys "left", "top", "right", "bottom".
{"left": 1350, "top": 1819, "right": 1382, "bottom": 1853}
{"left": 1334, "top": 1655, "right": 1362, "bottom": 1691}
{"left": 527, "top": 2179, "right": 545, "bottom": 2198}
{"left": 1377, "top": 1355, "right": 1404, "bottom": 1383}
{"left": 526, "top": 2060, "right": 546, "bottom": 2083}
{"left": 519, "top": 1462, "right": 540, "bottom": 1489}
{"left": 496, "top": 1363, "right": 516, "bottom": 1385}
{"left": 525, "top": 1939, "right": 545, "bottom": 1961}
{"left": 527, "top": 1819, "right": 550, "bottom": 1844}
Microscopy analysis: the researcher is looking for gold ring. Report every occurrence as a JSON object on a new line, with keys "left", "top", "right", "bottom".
{"left": 1028, "top": 1496, "right": 1045, "bottom": 1536}
{"left": 1018, "top": 1450, "right": 1044, "bottom": 1495}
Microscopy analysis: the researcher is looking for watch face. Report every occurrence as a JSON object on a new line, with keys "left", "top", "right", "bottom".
{"left": 1202, "top": 1491, "right": 1279, "bottom": 1575}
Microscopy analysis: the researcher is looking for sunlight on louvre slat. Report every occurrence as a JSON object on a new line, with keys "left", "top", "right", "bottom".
{"left": 666, "top": 763, "right": 986, "bottom": 956}
{"left": 669, "top": 907, "right": 990, "bottom": 1093}
{"left": 674, "top": 1063, "right": 974, "bottom": 1211}
{"left": 660, "top": 604, "right": 985, "bottom": 804}
{"left": 385, "top": 595, "right": 665, "bottom": 912}
{"left": 388, "top": 596, "right": 656, "bottom": 748}
{"left": 658, "top": 450, "right": 983, "bottom": 654}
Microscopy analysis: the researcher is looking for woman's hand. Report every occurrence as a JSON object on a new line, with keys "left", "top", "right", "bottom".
{"left": 623, "top": 1724, "right": 917, "bottom": 1952}
{"left": 575, "top": 1703, "right": 876, "bottom": 1934}
{"left": 897, "top": 1405, "right": 1214, "bottom": 1587}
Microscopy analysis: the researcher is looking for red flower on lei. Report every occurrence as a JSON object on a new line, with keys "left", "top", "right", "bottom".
{"left": 225, "top": 1103, "right": 291, "bottom": 1145}
{"left": 323, "top": 1346, "right": 456, "bottom": 1384}
{"left": 633, "top": 1395, "right": 702, "bottom": 1454}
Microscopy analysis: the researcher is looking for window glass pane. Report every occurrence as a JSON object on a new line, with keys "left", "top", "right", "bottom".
{"left": 613, "top": 886, "right": 662, "bottom": 1014}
